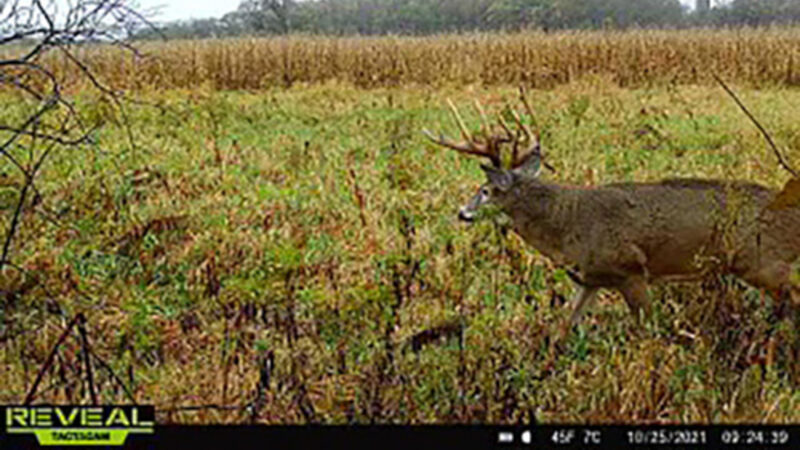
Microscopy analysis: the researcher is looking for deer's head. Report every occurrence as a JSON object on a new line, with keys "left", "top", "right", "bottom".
{"left": 424, "top": 89, "right": 551, "bottom": 223}
{"left": 459, "top": 154, "right": 542, "bottom": 222}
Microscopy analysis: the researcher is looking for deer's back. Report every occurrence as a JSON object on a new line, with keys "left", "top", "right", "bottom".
{"left": 508, "top": 177, "right": 800, "bottom": 278}
{"left": 519, "top": 177, "right": 799, "bottom": 280}
{"left": 623, "top": 178, "right": 800, "bottom": 277}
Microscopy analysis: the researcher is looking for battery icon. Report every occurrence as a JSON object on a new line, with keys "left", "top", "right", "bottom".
{"left": 498, "top": 431, "right": 514, "bottom": 443}
{"left": 521, "top": 430, "right": 532, "bottom": 444}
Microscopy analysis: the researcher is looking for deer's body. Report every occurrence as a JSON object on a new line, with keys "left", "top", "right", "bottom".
{"left": 424, "top": 92, "right": 800, "bottom": 329}
{"left": 496, "top": 176, "right": 800, "bottom": 322}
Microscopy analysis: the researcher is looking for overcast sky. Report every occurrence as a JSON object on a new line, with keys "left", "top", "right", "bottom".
{"left": 137, "top": 0, "right": 235, "bottom": 22}
{"left": 138, "top": 0, "right": 703, "bottom": 23}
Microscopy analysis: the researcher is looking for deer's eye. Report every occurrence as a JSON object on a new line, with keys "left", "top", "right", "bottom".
{"left": 480, "top": 187, "right": 490, "bottom": 197}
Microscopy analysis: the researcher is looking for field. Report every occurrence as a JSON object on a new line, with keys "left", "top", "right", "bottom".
{"left": 2, "top": 31, "right": 800, "bottom": 424}
{"left": 39, "top": 28, "right": 800, "bottom": 90}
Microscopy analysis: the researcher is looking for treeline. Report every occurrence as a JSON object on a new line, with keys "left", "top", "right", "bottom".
{"left": 135, "top": 0, "right": 800, "bottom": 39}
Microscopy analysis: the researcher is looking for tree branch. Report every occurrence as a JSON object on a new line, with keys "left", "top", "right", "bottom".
{"left": 712, "top": 73, "right": 798, "bottom": 179}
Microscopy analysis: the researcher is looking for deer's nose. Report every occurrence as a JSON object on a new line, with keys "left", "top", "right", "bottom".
{"left": 458, "top": 208, "right": 475, "bottom": 222}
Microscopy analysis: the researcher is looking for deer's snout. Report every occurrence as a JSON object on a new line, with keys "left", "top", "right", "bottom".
{"left": 458, "top": 208, "right": 475, "bottom": 222}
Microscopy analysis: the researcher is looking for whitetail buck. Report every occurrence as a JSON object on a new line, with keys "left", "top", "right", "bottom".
{"left": 424, "top": 93, "right": 800, "bottom": 331}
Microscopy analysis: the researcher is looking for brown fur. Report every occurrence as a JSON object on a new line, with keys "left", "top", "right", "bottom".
{"left": 491, "top": 176, "right": 800, "bottom": 324}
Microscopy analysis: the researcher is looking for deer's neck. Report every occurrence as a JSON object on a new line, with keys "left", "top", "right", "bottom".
{"left": 501, "top": 181, "right": 578, "bottom": 263}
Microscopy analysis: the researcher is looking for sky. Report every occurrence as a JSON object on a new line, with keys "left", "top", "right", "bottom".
{"left": 137, "top": 0, "right": 704, "bottom": 23}
{"left": 136, "top": 0, "right": 236, "bottom": 22}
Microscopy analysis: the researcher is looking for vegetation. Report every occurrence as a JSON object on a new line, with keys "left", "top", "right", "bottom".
{"left": 2, "top": 2, "right": 800, "bottom": 425}
{"left": 32, "top": 28, "right": 800, "bottom": 91}
{"left": 2, "top": 77, "right": 799, "bottom": 423}
{"left": 137, "top": 0, "right": 800, "bottom": 39}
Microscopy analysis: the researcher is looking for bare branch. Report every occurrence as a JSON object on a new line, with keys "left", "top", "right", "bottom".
{"left": 0, "top": 0, "right": 157, "bottom": 272}
{"left": 712, "top": 73, "right": 798, "bottom": 179}
{"left": 0, "top": 123, "right": 99, "bottom": 147}
{"left": 24, "top": 313, "right": 83, "bottom": 405}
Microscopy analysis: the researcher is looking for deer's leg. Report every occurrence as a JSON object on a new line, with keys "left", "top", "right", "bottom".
{"left": 790, "top": 286, "right": 800, "bottom": 307}
{"left": 740, "top": 261, "right": 799, "bottom": 308}
{"left": 628, "top": 244, "right": 650, "bottom": 281}
{"left": 554, "top": 286, "right": 599, "bottom": 350}
{"left": 619, "top": 276, "right": 651, "bottom": 322}
{"left": 568, "top": 286, "right": 600, "bottom": 326}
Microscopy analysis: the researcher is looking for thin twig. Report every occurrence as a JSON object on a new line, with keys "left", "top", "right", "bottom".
{"left": 88, "top": 349, "right": 138, "bottom": 404}
{"left": 0, "top": 175, "right": 31, "bottom": 270}
{"left": 712, "top": 73, "right": 798, "bottom": 178}
{"left": 24, "top": 313, "right": 83, "bottom": 405}
{"left": 76, "top": 315, "right": 98, "bottom": 405}
{"left": 4, "top": 262, "right": 139, "bottom": 404}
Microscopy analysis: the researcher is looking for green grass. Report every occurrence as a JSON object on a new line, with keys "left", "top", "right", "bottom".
{"left": 1, "top": 78, "right": 799, "bottom": 423}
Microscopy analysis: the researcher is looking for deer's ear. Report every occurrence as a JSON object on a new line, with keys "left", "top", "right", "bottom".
{"left": 514, "top": 151, "right": 542, "bottom": 178}
{"left": 480, "top": 164, "right": 513, "bottom": 192}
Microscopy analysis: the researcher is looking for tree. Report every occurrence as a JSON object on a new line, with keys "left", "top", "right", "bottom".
{"left": 550, "top": 0, "right": 685, "bottom": 29}
{"left": 723, "top": 0, "right": 800, "bottom": 26}
{"left": 235, "top": 0, "right": 297, "bottom": 34}
{"left": 485, "top": 0, "right": 556, "bottom": 30}
{"left": 129, "top": 0, "right": 800, "bottom": 38}
{"left": 1, "top": 1, "right": 154, "bottom": 273}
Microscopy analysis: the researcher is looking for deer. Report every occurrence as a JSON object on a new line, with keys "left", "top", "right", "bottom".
{"left": 423, "top": 92, "right": 800, "bottom": 340}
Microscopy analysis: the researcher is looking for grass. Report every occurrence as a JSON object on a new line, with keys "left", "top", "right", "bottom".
{"left": 1, "top": 76, "right": 799, "bottom": 424}
{"left": 15, "top": 28, "right": 800, "bottom": 92}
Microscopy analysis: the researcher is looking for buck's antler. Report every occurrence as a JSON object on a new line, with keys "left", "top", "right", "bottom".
{"left": 510, "top": 86, "right": 559, "bottom": 173}
{"left": 424, "top": 89, "right": 555, "bottom": 173}
{"left": 422, "top": 99, "right": 507, "bottom": 168}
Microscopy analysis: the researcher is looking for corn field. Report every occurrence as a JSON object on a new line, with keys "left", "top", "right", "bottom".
{"left": 2, "top": 29, "right": 800, "bottom": 425}
{"left": 18, "top": 28, "right": 800, "bottom": 91}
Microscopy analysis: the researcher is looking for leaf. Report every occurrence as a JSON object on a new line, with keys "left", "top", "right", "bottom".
{"left": 766, "top": 177, "right": 800, "bottom": 210}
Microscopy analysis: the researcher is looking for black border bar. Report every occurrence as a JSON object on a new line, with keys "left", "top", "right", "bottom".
{"left": 4, "top": 424, "right": 799, "bottom": 449}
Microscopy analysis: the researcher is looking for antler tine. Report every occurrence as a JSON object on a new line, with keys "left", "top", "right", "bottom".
{"left": 497, "top": 109, "right": 518, "bottom": 163}
{"left": 423, "top": 99, "right": 503, "bottom": 167}
{"left": 493, "top": 112, "right": 515, "bottom": 166}
{"left": 508, "top": 109, "right": 540, "bottom": 166}
{"left": 474, "top": 99, "right": 514, "bottom": 165}
{"left": 519, "top": 87, "right": 541, "bottom": 154}
{"left": 473, "top": 99, "right": 493, "bottom": 139}
{"left": 519, "top": 85, "right": 537, "bottom": 124}
{"left": 422, "top": 130, "right": 502, "bottom": 167}
{"left": 447, "top": 98, "right": 473, "bottom": 143}
{"left": 496, "top": 112, "right": 514, "bottom": 141}
{"left": 517, "top": 88, "right": 557, "bottom": 173}
{"left": 422, "top": 129, "right": 483, "bottom": 156}
{"left": 517, "top": 85, "right": 540, "bottom": 156}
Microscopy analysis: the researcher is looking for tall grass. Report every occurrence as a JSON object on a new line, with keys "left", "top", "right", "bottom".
{"left": 1, "top": 81, "right": 799, "bottom": 423}
{"left": 30, "top": 28, "right": 800, "bottom": 91}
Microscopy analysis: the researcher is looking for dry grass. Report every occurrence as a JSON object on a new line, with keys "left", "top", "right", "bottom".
{"left": 4, "top": 28, "right": 794, "bottom": 92}
{"left": 1, "top": 78, "right": 799, "bottom": 423}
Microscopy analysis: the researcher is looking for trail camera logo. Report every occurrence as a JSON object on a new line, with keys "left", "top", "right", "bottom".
{"left": 3, "top": 405, "right": 154, "bottom": 446}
